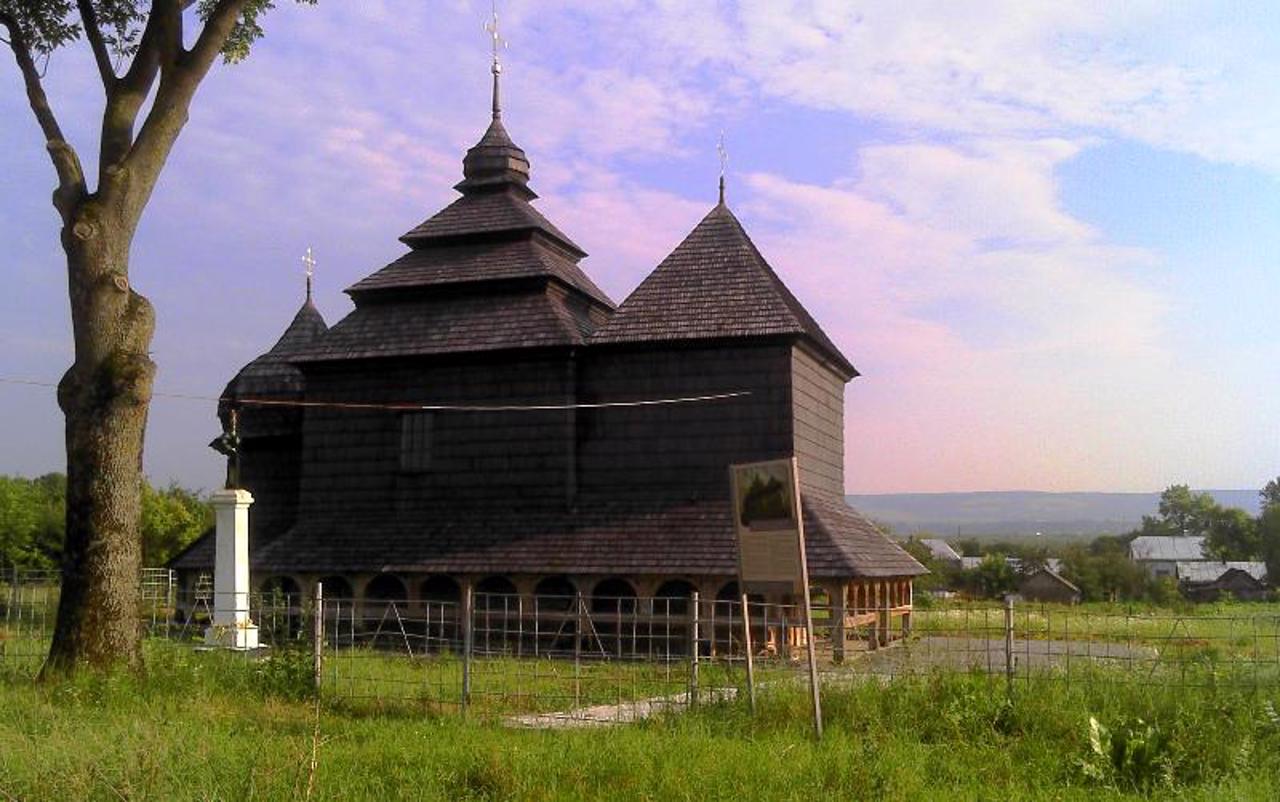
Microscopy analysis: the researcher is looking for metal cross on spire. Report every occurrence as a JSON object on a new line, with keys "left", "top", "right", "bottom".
{"left": 717, "top": 131, "right": 728, "bottom": 205}
{"left": 301, "top": 246, "right": 315, "bottom": 301}
{"left": 484, "top": 1, "right": 507, "bottom": 119}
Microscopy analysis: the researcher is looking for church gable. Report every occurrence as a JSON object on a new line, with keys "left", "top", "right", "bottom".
{"left": 591, "top": 203, "right": 856, "bottom": 379}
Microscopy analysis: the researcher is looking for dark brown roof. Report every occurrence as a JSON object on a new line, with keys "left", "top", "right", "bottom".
{"left": 454, "top": 117, "right": 533, "bottom": 197}
{"left": 292, "top": 286, "right": 596, "bottom": 362}
{"left": 221, "top": 299, "right": 328, "bottom": 435}
{"left": 348, "top": 238, "right": 612, "bottom": 308}
{"left": 399, "top": 188, "right": 585, "bottom": 257}
{"left": 172, "top": 493, "right": 925, "bottom": 580}
{"left": 591, "top": 204, "right": 856, "bottom": 377}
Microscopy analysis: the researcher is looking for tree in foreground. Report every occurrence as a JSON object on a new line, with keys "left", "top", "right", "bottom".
{"left": 1, "top": 0, "right": 312, "bottom": 674}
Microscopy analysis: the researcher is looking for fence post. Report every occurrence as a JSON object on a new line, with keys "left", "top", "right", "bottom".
{"left": 741, "top": 593, "right": 756, "bottom": 715}
{"left": 831, "top": 583, "right": 846, "bottom": 664}
{"left": 688, "top": 591, "right": 700, "bottom": 707}
{"left": 574, "top": 592, "right": 584, "bottom": 709}
{"left": 1003, "top": 596, "right": 1015, "bottom": 692}
{"left": 462, "top": 583, "right": 474, "bottom": 712}
{"left": 312, "top": 582, "right": 324, "bottom": 692}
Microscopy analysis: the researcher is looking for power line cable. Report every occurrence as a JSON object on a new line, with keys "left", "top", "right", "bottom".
{"left": 0, "top": 377, "right": 750, "bottom": 413}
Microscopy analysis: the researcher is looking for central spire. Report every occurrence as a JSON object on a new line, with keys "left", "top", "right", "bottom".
{"left": 455, "top": 1, "right": 534, "bottom": 198}
{"left": 485, "top": 1, "right": 505, "bottom": 120}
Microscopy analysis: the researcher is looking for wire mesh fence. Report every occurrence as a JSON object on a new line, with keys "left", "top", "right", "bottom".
{"left": 2, "top": 570, "right": 1279, "bottom": 721}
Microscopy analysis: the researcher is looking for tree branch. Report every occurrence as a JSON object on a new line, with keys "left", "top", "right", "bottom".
{"left": 0, "top": 11, "right": 87, "bottom": 218}
{"left": 120, "top": 0, "right": 247, "bottom": 226}
{"left": 77, "top": 0, "right": 117, "bottom": 88}
{"left": 185, "top": 0, "right": 248, "bottom": 76}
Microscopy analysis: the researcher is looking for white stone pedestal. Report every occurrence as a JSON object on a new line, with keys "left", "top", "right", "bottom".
{"left": 204, "top": 488, "right": 259, "bottom": 650}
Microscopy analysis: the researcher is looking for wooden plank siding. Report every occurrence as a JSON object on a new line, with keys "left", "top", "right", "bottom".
{"left": 790, "top": 345, "right": 845, "bottom": 495}
{"left": 298, "top": 353, "right": 578, "bottom": 515}
{"left": 577, "top": 343, "right": 794, "bottom": 498}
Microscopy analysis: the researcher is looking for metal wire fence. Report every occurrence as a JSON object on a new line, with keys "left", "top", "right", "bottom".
{"left": 2, "top": 571, "right": 1279, "bottom": 723}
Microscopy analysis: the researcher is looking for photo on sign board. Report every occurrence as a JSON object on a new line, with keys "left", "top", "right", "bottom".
{"left": 735, "top": 461, "right": 795, "bottom": 531}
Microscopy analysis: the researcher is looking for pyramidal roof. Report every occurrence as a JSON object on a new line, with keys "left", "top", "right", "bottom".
{"left": 348, "top": 85, "right": 602, "bottom": 307}
{"left": 224, "top": 298, "right": 328, "bottom": 401}
{"left": 221, "top": 296, "right": 328, "bottom": 436}
{"left": 394, "top": 115, "right": 585, "bottom": 258}
{"left": 591, "top": 203, "right": 856, "bottom": 377}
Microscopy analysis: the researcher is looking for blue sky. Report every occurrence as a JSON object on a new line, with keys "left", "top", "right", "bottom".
{"left": 0, "top": 1, "right": 1277, "bottom": 493}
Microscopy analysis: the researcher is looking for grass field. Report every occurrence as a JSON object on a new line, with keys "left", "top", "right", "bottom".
{"left": 914, "top": 601, "right": 1280, "bottom": 658}
{"left": 1, "top": 642, "right": 1279, "bottom": 800}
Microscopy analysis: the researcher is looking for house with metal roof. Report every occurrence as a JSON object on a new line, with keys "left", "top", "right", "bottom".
{"left": 172, "top": 61, "right": 925, "bottom": 629}
{"left": 919, "top": 538, "right": 962, "bottom": 568}
{"left": 1175, "top": 561, "right": 1269, "bottom": 601}
{"left": 1128, "top": 535, "right": 1207, "bottom": 579}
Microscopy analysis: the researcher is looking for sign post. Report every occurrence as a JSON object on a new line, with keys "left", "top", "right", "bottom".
{"left": 729, "top": 457, "right": 822, "bottom": 738}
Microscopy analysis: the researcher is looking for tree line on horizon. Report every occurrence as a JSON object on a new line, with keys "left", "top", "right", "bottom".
{"left": 0, "top": 473, "right": 211, "bottom": 575}
{"left": 904, "top": 479, "right": 1280, "bottom": 602}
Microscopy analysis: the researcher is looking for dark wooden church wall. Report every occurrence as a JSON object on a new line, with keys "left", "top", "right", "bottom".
{"left": 577, "top": 343, "right": 794, "bottom": 498}
{"left": 791, "top": 345, "right": 845, "bottom": 495}
{"left": 297, "top": 352, "right": 577, "bottom": 516}
{"left": 239, "top": 434, "right": 303, "bottom": 543}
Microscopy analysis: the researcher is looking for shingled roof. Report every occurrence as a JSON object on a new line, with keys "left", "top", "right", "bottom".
{"left": 297, "top": 96, "right": 609, "bottom": 365}
{"left": 293, "top": 285, "right": 599, "bottom": 362}
{"left": 349, "top": 237, "right": 610, "bottom": 308}
{"left": 398, "top": 188, "right": 586, "bottom": 258}
{"left": 591, "top": 203, "right": 856, "bottom": 378}
{"left": 172, "top": 492, "right": 925, "bottom": 580}
{"left": 220, "top": 297, "right": 327, "bottom": 436}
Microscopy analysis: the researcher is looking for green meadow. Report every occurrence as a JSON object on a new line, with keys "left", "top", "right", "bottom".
{"left": 1, "top": 641, "right": 1278, "bottom": 801}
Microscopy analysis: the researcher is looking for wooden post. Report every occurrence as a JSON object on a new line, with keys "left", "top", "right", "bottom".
{"left": 688, "top": 591, "right": 700, "bottom": 707}
{"left": 878, "top": 582, "right": 890, "bottom": 648}
{"left": 830, "top": 582, "right": 847, "bottom": 664}
{"left": 312, "top": 581, "right": 324, "bottom": 693}
{"left": 741, "top": 592, "right": 756, "bottom": 714}
{"left": 1004, "top": 595, "right": 1015, "bottom": 693}
{"left": 904, "top": 579, "right": 913, "bottom": 636}
{"left": 461, "top": 582, "right": 474, "bottom": 712}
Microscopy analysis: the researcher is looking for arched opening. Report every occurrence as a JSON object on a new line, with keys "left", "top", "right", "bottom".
{"left": 255, "top": 575, "right": 302, "bottom": 641}
{"left": 473, "top": 576, "right": 518, "bottom": 654}
{"left": 365, "top": 574, "right": 408, "bottom": 604}
{"left": 475, "top": 575, "right": 518, "bottom": 610}
{"left": 591, "top": 577, "right": 637, "bottom": 615}
{"left": 420, "top": 575, "right": 461, "bottom": 604}
{"left": 713, "top": 581, "right": 765, "bottom": 655}
{"left": 362, "top": 574, "right": 410, "bottom": 648}
{"left": 591, "top": 577, "right": 638, "bottom": 656}
{"left": 654, "top": 579, "right": 697, "bottom": 617}
{"left": 259, "top": 575, "right": 301, "bottom": 601}
{"left": 653, "top": 579, "right": 698, "bottom": 656}
{"left": 533, "top": 575, "right": 577, "bottom": 612}
{"left": 363, "top": 574, "right": 408, "bottom": 624}
{"left": 532, "top": 575, "right": 578, "bottom": 654}
{"left": 316, "top": 576, "right": 354, "bottom": 623}
{"left": 317, "top": 575, "right": 354, "bottom": 600}
{"left": 419, "top": 575, "right": 462, "bottom": 652}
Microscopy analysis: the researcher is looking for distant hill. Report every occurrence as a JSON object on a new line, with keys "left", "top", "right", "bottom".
{"left": 845, "top": 490, "right": 1262, "bottom": 537}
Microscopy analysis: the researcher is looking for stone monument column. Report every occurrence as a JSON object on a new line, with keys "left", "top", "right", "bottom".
{"left": 204, "top": 488, "right": 259, "bottom": 649}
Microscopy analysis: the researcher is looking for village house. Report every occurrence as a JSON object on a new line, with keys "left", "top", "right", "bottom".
{"left": 1018, "top": 567, "right": 1082, "bottom": 605}
{"left": 171, "top": 63, "right": 926, "bottom": 644}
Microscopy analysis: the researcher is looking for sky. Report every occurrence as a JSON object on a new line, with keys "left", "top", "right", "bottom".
{"left": 0, "top": 1, "right": 1277, "bottom": 495}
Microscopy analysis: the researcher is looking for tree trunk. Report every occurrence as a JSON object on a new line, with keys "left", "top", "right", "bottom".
{"left": 43, "top": 212, "right": 156, "bottom": 675}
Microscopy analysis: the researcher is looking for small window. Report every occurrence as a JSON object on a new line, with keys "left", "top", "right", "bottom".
{"left": 399, "top": 412, "right": 433, "bottom": 472}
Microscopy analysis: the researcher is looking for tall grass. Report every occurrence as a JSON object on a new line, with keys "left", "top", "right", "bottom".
{"left": 0, "top": 641, "right": 1277, "bottom": 800}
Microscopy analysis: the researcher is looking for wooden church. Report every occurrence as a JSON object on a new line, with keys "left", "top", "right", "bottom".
{"left": 172, "top": 57, "right": 925, "bottom": 637}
